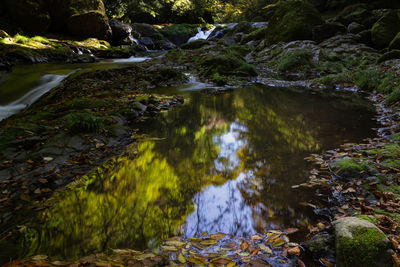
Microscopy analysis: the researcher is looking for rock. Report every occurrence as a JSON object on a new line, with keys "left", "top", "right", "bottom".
{"left": 159, "top": 24, "right": 199, "bottom": 46}
{"left": 67, "top": 11, "right": 112, "bottom": 40}
{"left": 132, "top": 23, "right": 159, "bottom": 38}
{"left": 371, "top": 10, "right": 400, "bottom": 50}
{"left": 208, "top": 25, "right": 230, "bottom": 40}
{"left": 110, "top": 19, "right": 133, "bottom": 45}
{"left": 263, "top": 0, "right": 324, "bottom": 45}
{"left": 389, "top": 32, "right": 400, "bottom": 50}
{"left": 4, "top": 0, "right": 51, "bottom": 34}
{"left": 335, "top": 5, "right": 376, "bottom": 28}
{"left": 347, "top": 22, "right": 365, "bottom": 34}
{"left": 181, "top": 39, "right": 210, "bottom": 50}
{"left": 51, "top": 0, "right": 111, "bottom": 40}
{"left": 355, "top": 29, "right": 372, "bottom": 46}
{"left": 312, "top": 22, "right": 346, "bottom": 43}
{"left": 303, "top": 229, "right": 335, "bottom": 263}
{"left": 333, "top": 217, "right": 392, "bottom": 267}
{"left": 377, "top": 50, "right": 400, "bottom": 63}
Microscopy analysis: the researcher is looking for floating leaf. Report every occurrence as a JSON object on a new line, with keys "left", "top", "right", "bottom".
{"left": 250, "top": 234, "right": 263, "bottom": 240}
{"left": 210, "top": 233, "right": 226, "bottom": 240}
{"left": 165, "top": 240, "right": 186, "bottom": 247}
{"left": 240, "top": 241, "right": 249, "bottom": 251}
{"left": 227, "top": 262, "right": 237, "bottom": 267}
{"left": 188, "top": 238, "right": 203, "bottom": 243}
{"left": 258, "top": 243, "right": 272, "bottom": 254}
{"left": 284, "top": 228, "right": 299, "bottom": 235}
{"left": 200, "top": 239, "right": 218, "bottom": 246}
{"left": 212, "top": 257, "right": 232, "bottom": 264}
{"left": 237, "top": 252, "right": 250, "bottom": 257}
{"left": 161, "top": 245, "right": 179, "bottom": 252}
{"left": 178, "top": 253, "right": 186, "bottom": 264}
{"left": 134, "top": 252, "right": 155, "bottom": 260}
{"left": 272, "top": 239, "right": 285, "bottom": 247}
{"left": 32, "top": 255, "right": 48, "bottom": 260}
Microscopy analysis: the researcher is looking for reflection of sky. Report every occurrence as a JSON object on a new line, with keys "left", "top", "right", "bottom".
{"left": 184, "top": 122, "right": 257, "bottom": 237}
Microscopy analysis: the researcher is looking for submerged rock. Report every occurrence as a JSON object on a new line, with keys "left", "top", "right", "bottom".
{"left": 333, "top": 217, "right": 392, "bottom": 267}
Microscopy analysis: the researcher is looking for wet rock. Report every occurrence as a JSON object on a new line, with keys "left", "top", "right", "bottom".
{"left": 303, "top": 229, "right": 335, "bottom": 263}
{"left": 208, "top": 25, "right": 230, "bottom": 40}
{"left": 132, "top": 101, "right": 147, "bottom": 113}
{"left": 355, "top": 29, "right": 372, "bottom": 46}
{"left": 335, "top": 5, "right": 377, "bottom": 28}
{"left": 371, "top": 10, "right": 400, "bottom": 50}
{"left": 159, "top": 24, "right": 199, "bottom": 46}
{"left": 347, "top": 22, "right": 365, "bottom": 34}
{"left": 312, "top": 22, "right": 346, "bottom": 43}
{"left": 110, "top": 19, "right": 133, "bottom": 46}
{"left": 333, "top": 217, "right": 392, "bottom": 267}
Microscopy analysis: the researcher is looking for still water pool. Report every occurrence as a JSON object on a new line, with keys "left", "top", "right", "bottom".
{"left": 0, "top": 84, "right": 378, "bottom": 262}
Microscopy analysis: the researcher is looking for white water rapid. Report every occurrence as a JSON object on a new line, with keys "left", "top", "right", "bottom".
{"left": 187, "top": 27, "right": 216, "bottom": 43}
{"left": 0, "top": 72, "right": 74, "bottom": 121}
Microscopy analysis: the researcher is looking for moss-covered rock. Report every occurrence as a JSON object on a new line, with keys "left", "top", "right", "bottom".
{"left": 333, "top": 217, "right": 391, "bottom": 267}
{"left": 329, "top": 157, "right": 377, "bottom": 178}
{"left": 371, "top": 10, "right": 400, "bottom": 50}
{"left": 312, "top": 22, "right": 346, "bottom": 43}
{"left": 198, "top": 53, "right": 257, "bottom": 77}
{"left": 377, "top": 49, "right": 400, "bottom": 63}
{"left": 335, "top": 5, "right": 376, "bottom": 28}
{"left": 4, "top": 0, "right": 51, "bottom": 34}
{"left": 159, "top": 24, "right": 199, "bottom": 46}
{"left": 181, "top": 39, "right": 210, "bottom": 50}
{"left": 262, "top": 0, "right": 324, "bottom": 45}
{"left": 67, "top": 10, "right": 112, "bottom": 40}
{"left": 51, "top": 0, "right": 111, "bottom": 40}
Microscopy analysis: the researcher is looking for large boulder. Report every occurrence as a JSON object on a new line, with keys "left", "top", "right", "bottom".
{"left": 335, "top": 5, "right": 377, "bottom": 28}
{"left": 4, "top": 0, "right": 51, "bottom": 34}
{"left": 371, "top": 10, "right": 400, "bottom": 50}
{"left": 263, "top": 0, "right": 324, "bottom": 45}
{"left": 109, "top": 19, "right": 132, "bottom": 45}
{"left": 51, "top": 0, "right": 111, "bottom": 40}
{"left": 333, "top": 217, "right": 392, "bottom": 267}
{"left": 312, "top": 22, "right": 347, "bottom": 43}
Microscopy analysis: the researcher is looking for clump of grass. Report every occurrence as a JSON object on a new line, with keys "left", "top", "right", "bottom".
{"left": 354, "top": 70, "right": 380, "bottom": 91}
{"left": 66, "top": 112, "right": 103, "bottom": 133}
{"left": 385, "top": 87, "right": 400, "bottom": 106}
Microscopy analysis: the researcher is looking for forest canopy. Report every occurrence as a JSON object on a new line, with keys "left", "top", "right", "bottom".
{"left": 102, "top": 0, "right": 277, "bottom": 23}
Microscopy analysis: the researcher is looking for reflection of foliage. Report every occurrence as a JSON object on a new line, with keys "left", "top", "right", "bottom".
{"left": 16, "top": 142, "right": 195, "bottom": 260}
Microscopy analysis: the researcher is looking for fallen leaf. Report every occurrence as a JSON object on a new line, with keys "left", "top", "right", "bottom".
{"left": 200, "top": 239, "right": 218, "bottom": 246}
{"left": 258, "top": 243, "right": 272, "bottom": 254}
{"left": 284, "top": 228, "right": 299, "bottom": 235}
{"left": 320, "top": 258, "right": 334, "bottom": 267}
{"left": 178, "top": 253, "right": 186, "bottom": 264}
{"left": 250, "top": 234, "right": 263, "bottom": 240}
{"left": 240, "top": 241, "right": 249, "bottom": 251}
{"left": 297, "top": 259, "right": 306, "bottom": 267}
{"left": 210, "top": 233, "right": 226, "bottom": 240}
{"left": 288, "top": 246, "right": 301, "bottom": 256}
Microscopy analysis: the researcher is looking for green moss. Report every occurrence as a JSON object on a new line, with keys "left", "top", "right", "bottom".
{"left": 331, "top": 157, "right": 376, "bottom": 177}
{"left": 211, "top": 72, "right": 228, "bottom": 86}
{"left": 390, "top": 133, "right": 400, "bottom": 141}
{"left": 357, "top": 215, "right": 377, "bottom": 225}
{"left": 337, "top": 227, "right": 389, "bottom": 267}
{"left": 276, "top": 49, "right": 313, "bottom": 72}
{"left": 240, "top": 27, "right": 267, "bottom": 44}
{"left": 181, "top": 39, "right": 209, "bottom": 50}
{"left": 66, "top": 97, "right": 109, "bottom": 109}
{"left": 317, "top": 71, "right": 354, "bottom": 86}
{"left": 198, "top": 53, "right": 257, "bottom": 77}
{"left": 377, "top": 72, "right": 397, "bottom": 93}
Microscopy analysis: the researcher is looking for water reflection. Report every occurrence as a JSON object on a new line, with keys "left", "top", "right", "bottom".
{"left": 0, "top": 85, "right": 378, "bottom": 262}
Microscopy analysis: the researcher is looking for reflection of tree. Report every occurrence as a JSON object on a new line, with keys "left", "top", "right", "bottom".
{"left": 4, "top": 85, "right": 376, "bottom": 261}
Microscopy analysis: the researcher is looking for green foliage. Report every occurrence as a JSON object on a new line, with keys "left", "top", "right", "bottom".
{"left": 377, "top": 72, "right": 397, "bottom": 93}
{"left": 337, "top": 228, "right": 389, "bottom": 267}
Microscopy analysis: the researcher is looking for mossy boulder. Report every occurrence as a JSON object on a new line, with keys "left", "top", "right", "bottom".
{"left": 67, "top": 10, "right": 112, "bottom": 40}
{"left": 371, "top": 10, "right": 400, "bottom": 50}
{"left": 312, "top": 22, "right": 346, "bottom": 43}
{"left": 51, "top": 0, "right": 111, "bottom": 40}
{"left": 263, "top": 0, "right": 324, "bottom": 45}
{"left": 329, "top": 157, "right": 377, "bottom": 178}
{"left": 181, "top": 39, "right": 210, "bottom": 50}
{"left": 159, "top": 24, "right": 199, "bottom": 46}
{"left": 198, "top": 53, "right": 257, "bottom": 78}
{"left": 4, "top": 0, "right": 51, "bottom": 34}
{"left": 335, "top": 5, "right": 376, "bottom": 28}
{"left": 333, "top": 217, "right": 391, "bottom": 267}
{"left": 389, "top": 32, "right": 400, "bottom": 50}
{"left": 109, "top": 19, "right": 132, "bottom": 45}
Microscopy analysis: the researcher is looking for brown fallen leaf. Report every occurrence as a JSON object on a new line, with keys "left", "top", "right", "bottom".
{"left": 284, "top": 228, "right": 299, "bottom": 235}
{"left": 393, "top": 253, "right": 400, "bottom": 267}
{"left": 297, "top": 258, "right": 306, "bottom": 267}
{"left": 240, "top": 241, "right": 249, "bottom": 251}
{"left": 320, "top": 258, "right": 334, "bottom": 267}
{"left": 288, "top": 246, "right": 301, "bottom": 256}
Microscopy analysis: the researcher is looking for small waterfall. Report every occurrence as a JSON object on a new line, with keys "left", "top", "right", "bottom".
{"left": 187, "top": 27, "right": 216, "bottom": 43}
{"left": 0, "top": 72, "right": 75, "bottom": 121}
{"left": 129, "top": 35, "right": 139, "bottom": 45}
